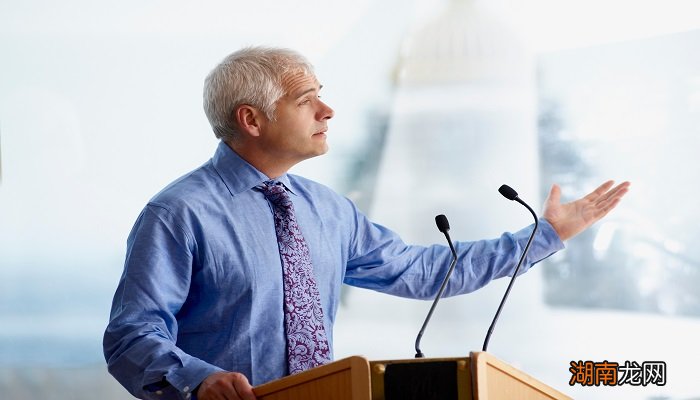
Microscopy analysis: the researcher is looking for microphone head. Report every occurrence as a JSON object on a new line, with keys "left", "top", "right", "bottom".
{"left": 435, "top": 214, "right": 450, "bottom": 233}
{"left": 498, "top": 184, "right": 519, "bottom": 201}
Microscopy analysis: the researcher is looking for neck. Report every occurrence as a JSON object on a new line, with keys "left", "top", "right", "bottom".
{"left": 224, "top": 140, "right": 296, "bottom": 179}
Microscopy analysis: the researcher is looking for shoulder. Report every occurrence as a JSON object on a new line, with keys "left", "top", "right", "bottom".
{"left": 130, "top": 160, "right": 227, "bottom": 246}
{"left": 148, "top": 159, "right": 223, "bottom": 213}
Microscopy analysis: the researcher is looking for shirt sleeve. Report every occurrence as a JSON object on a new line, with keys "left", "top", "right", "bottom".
{"left": 103, "top": 205, "right": 224, "bottom": 399}
{"left": 344, "top": 205, "right": 565, "bottom": 300}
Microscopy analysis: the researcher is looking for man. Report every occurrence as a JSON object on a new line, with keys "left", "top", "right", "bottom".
{"left": 103, "top": 46, "right": 629, "bottom": 400}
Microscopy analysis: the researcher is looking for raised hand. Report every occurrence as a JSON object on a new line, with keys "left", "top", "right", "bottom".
{"left": 543, "top": 180, "right": 631, "bottom": 241}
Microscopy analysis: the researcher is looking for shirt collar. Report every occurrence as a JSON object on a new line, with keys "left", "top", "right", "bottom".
{"left": 211, "top": 141, "right": 296, "bottom": 196}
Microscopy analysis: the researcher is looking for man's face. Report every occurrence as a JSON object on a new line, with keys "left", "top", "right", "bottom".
{"left": 257, "top": 72, "right": 334, "bottom": 166}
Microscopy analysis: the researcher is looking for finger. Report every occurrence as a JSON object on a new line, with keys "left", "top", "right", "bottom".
{"left": 198, "top": 372, "right": 247, "bottom": 400}
{"left": 584, "top": 180, "right": 615, "bottom": 201}
{"left": 231, "top": 374, "right": 256, "bottom": 400}
{"left": 592, "top": 185, "right": 629, "bottom": 218}
{"left": 595, "top": 181, "right": 630, "bottom": 206}
{"left": 546, "top": 183, "right": 561, "bottom": 207}
{"left": 592, "top": 196, "right": 624, "bottom": 221}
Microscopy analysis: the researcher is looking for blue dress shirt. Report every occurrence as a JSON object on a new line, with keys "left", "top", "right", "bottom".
{"left": 103, "top": 141, "right": 564, "bottom": 399}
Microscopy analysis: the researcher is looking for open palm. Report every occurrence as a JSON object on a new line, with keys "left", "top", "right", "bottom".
{"left": 543, "top": 180, "right": 631, "bottom": 241}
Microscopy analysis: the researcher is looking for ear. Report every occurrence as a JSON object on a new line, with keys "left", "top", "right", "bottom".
{"left": 234, "top": 105, "right": 266, "bottom": 138}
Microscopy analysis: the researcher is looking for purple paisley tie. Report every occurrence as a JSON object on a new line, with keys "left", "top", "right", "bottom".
{"left": 258, "top": 180, "right": 331, "bottom": 374}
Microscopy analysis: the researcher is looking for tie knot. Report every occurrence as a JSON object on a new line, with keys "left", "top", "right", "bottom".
{"left": 258, "top": 180, "right": 291, "bottom": 208}
{"left": 259, "top": 179, "right": 284, "bottom": 192}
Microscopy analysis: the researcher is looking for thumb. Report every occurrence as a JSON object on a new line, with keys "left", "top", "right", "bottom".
{"left": 545, "top": 184, "right": 561, "bottom": 208}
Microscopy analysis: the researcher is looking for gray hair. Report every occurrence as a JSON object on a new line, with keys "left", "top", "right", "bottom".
{"left": 203, "top": 46, "right": 315, "bottom": 142}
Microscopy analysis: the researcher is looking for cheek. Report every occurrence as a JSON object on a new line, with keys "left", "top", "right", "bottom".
{"left": 291, "top": 114, "right": 314, "bottom": 131}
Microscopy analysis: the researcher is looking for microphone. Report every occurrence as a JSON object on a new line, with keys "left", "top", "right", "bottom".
{"left": 414, "top": 214, "right": 458, "bottom": 358}
{"left": 482, "top": 184, "right": 539, "bottom": 352}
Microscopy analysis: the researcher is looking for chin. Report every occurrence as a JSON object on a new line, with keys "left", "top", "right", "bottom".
{"left": 312, "top": 140, "right": 329, "bottom": 155}
{"left": 315, "top": 147, "right": 329, "bottom": 158}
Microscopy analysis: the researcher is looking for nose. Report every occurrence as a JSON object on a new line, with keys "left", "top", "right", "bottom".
{"left": 317, "top": 100, "right": 334, "bottom": 121}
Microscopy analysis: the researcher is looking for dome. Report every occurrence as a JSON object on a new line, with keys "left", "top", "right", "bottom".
{"left": 397, "top": 0, "right": 529, "bottom": 85}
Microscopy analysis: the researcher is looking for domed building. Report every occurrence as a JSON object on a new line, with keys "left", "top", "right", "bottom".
{"left": 337, "top": 0, "right": 543, "bottom": 360}
{"left": 372, "top": 0, "right": 539, "bottom": 243}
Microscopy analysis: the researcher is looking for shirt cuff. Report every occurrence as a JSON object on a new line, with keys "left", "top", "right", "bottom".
{"left": 526, "top": 218, "right": 565, "bottom": 264}
{"left": 145, "top": 357, "right": 225, "bottom": 400}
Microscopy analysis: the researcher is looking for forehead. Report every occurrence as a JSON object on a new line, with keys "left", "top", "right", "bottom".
{"left": 281, "top": 71, "right": 319, "bottom": 97}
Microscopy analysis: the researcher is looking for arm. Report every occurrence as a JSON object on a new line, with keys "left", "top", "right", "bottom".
{"left": 342, "top": 180, "right": 629, "bottom": 298}
{"left": 103, "top": 205, "right": 225, "bottom": 399}
{"left": 343, "top": 202, "right": 564, "bottom": 299}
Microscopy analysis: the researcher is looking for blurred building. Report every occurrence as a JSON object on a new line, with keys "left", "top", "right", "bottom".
{"left": 338, "top": 0, "right": 542, "bottom": 357}
{"left": 371, "top": 0, "right": 538, "bottom": 243}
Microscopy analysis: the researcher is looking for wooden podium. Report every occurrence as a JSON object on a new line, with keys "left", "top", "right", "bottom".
{"left": 254, "top": 352, "right": 572, "bottom": 399}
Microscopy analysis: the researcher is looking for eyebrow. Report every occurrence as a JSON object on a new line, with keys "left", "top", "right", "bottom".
{"left": 292, "top": 84, "right": 323, "bottom": 100}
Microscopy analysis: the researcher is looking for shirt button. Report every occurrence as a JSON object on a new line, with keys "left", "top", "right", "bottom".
{"left": 183, "top": 386, "right": 190, "bottom": 392}
{"left": 155, "top": 390, "right": 163, "bottom": 395}
{"left": 185, "top": 393, "right": 192, "bottom": 399}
